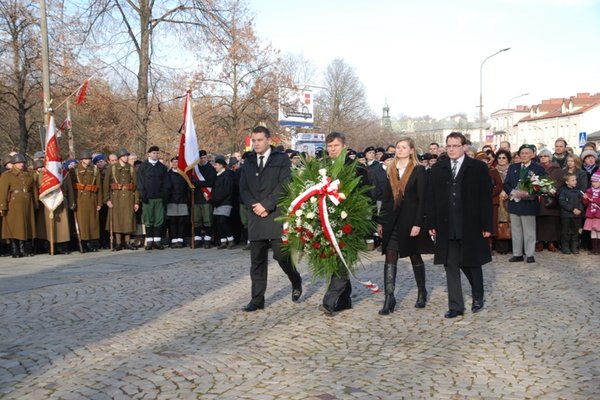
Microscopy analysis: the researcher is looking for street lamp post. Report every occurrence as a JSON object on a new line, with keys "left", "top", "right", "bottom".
{"left": 507, "top": 92, "right": 529, "bottom": 109}
{"left": 479, "top": 47, "right": 510, "bottom": 147}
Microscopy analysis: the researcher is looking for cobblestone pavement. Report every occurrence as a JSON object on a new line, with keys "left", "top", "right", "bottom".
{"left": 0, "top": 246, "right": 599, "bottom": 399}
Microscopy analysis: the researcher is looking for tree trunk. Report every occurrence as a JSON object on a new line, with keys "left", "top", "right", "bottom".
{"left": 135, "top": 0, "right": 151, "bottom": 155}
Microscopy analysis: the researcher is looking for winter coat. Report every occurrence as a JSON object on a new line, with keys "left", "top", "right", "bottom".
{"left": 137, "top": 160, "right": 169, "bottom": 202}
{"left": 426, "top": 156, "right": 493, "bottom": 267}
{"left": 210, "top": 169, "right": 234, "bottom": 208}
{"left": 582, "top": 188, "right": 600, "bottom": 219}
{"left": 503, "top": 162, "right": 546, "bottom": 216}
{"left": 0, "top": 168, "right": 38, "bottom": 240}
{"left": 558, "top": 185, "right": 584, "bottom": 218}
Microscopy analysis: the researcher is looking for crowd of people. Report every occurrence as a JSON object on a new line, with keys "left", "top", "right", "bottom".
{"left": 1, "top": 132, "right": 599, "bottom": 318}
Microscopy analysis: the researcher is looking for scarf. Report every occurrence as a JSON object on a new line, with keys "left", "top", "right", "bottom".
{"left": 387, "top": 161, "right": 415, "bottom": 207}
{"left": 584, "top": 163, "right": 596, "bottom": 174}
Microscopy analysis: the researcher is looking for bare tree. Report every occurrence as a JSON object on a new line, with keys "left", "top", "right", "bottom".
{"left": 0, "top": 0, "right": 42, "bottom": 155}
{"left": 193, "top": 0, "right": 284, "bottom": 152}
{"left": 316, "top": 58, "right": 375, "bottom": 136}
{"left": 79, "top": 0, "right": 230, "bottom": 154}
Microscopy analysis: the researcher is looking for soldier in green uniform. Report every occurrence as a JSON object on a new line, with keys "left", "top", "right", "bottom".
{"left": 71, "top": 149, "right": 102, "bottom": 252}
{"left": 0, "top": 154, "right": 38, "bottom": 257}
{"left": 103, "top": 148, "right": 139, "bottom": 250}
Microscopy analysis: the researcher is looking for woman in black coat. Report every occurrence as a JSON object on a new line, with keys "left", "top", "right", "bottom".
{"left": 377, "top": 137, "right": 429, "bottom": 315}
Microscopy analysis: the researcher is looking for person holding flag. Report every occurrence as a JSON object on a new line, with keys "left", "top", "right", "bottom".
{"left": 0, "top": 154, "right": 37, "bottom": 257}
{"left": 38, "top": 115, "right": 75, "bottom": 255}
{"left": 176, "top": 89, "right": 215, "bottom": 249}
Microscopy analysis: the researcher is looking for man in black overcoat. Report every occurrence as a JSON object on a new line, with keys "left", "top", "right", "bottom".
{"left": 239, "top": 126, "right": 302, "bottom": 311}
{"left": 427, "top": 132, "right": 493, "bottom": 318}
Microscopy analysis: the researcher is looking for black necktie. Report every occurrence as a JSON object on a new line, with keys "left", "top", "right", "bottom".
{"left": 258, "top": 155, "right": 264, "bottom": 174}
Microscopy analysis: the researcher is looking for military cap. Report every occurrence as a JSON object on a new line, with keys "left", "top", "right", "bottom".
{"left": 12, "top": 153, "right": 26, "bottom": 163}
{"left": 375, "top": 147, "right": 386, "bottom": 154}
{"left": 33, "top": 159, "right": 45, "bottom": 169}
{"left": 117, "top": 148, "right": 130, "bottom": 158}
{"left": 79, "top": 149, "right": 93, "bottom": 160}
{"left": 364, "top": 146, "right": 375, "bottom": 153}
{"left": 2, "top": 154, "right": 13, "bottom": 166}
{"left": 147, "top": 146, "right": 160, "bottom": 153}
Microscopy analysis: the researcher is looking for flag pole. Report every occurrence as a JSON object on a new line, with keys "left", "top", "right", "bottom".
{"left": 191, "top": 189, "right": 195, "bottom": 249}
{"left": 66, "top": 99, "right": 75, "bottom": 158}
{"left": 49, "top": 211, "right": 55, "bottom": 256}
{"left": 54, "top": 73, "right": 96, "bottom": 111}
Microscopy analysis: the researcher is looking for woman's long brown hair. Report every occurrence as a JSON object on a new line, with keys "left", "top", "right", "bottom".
{"left": 387, "top": 137, "right": 420, "bottom": 206}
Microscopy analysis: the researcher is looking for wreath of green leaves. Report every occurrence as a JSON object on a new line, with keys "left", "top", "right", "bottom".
{"left": 278, "top": 150, "right": 376, "bottom": 279}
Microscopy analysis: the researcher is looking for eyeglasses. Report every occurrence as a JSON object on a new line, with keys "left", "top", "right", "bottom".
{"left": 497, "top": 156, "right": 507, "bottom": 160}
{"left": 539, "top": 155, "right": 550, "bottom": 158}
{"left": 446, "top": 145, "right": 463, "bottom": 149}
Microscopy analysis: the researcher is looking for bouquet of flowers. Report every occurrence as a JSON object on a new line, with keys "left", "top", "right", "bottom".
{"left": 510, "top": 171, "right": 555, "bottom": 202}
{"left": 278, "top": 150, "right": 376, "bottom": 280}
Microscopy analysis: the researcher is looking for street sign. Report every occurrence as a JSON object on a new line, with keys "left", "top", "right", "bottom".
{"left": 278, "top": 88, "right": 314, "bottom": 127}
{"left": 579, "top": 131, "right": 587, "bottom": 148}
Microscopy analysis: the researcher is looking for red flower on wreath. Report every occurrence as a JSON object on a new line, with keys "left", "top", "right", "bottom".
{"left": 312, "top": 242, "right": 321, "bottom": 249}
{"left": 319, "top": 252, "right": 327, "bottom": 258}
{"left": 300, "top": 236, "right": 306, "bottom": 243}
{"left": 338, "top": 240, "right": 345, "bottom": 249}
{"left": 296, "top": 227, "right": 303, "bottom": 233}
{"left": 305, "top": 230, "right": 314, "bottom": 238}
{"left": 342, "top": 224, "right": 353, "bottom": 234}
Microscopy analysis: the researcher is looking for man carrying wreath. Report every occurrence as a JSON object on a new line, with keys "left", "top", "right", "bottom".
{"left": 318, "top": 132, "right": 372, "bottom": 316}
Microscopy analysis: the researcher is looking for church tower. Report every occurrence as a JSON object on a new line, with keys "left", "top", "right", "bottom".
{"left": 382, "top": 100, "right": 391, "bottom": 129}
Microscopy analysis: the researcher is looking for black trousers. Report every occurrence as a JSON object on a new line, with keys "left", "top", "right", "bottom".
{"left": 249, "top": 239, "right": 301, "bottom": 306}
{"left": 445, "top": 240, "right": 484, "bottom": 312}
{"left": 323, "top": 271, "right": 352, "bottom": 309}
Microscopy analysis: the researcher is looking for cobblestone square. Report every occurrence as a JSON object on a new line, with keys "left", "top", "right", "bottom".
{"left": 1, "top": 248, "right": 598, "bottom": 399}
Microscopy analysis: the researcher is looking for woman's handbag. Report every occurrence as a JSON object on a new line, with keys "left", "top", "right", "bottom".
{"left": 497, "top": 222, "right": 512, "bottom": 240}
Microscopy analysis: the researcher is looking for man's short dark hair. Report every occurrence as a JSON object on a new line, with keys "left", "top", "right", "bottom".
{"left": 555, "top": 138, "right": 567, "bottom": 147}
{"left": 252, "top": 126, "right": 271, "bottom": 138}
{"left": 326, "top": 131, "right": 346, "bottom": 145}
{"left": 429, "top": 142, "right": 439, "bottom": 148}
{"left": 446, "top": 132, "right": 467, "bottom": 145}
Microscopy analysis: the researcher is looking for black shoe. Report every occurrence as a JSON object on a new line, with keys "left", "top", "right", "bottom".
{"left": 318, "top": 304, "right": 334, "bottom": 316}
{"left": 203, "top": 242, "right": 213, "bottom": 249}
{"left": 145, "top": 243, "right": 153, "bottom": 251}
{"left": 508, "top": 256, "right": 524, "bottom": 262}
{"left": 242, "top": 302, "right": 264, "bottom": 312}
{"left": 444, "top": 310, "right": 464, "bottom": 319}
{"left": 123, "top": 243, "right": 138, "bottom": 250}
{"left": 526, "top": 256, "right": 535, "bottom": 263}
{"left": 292, "top": 288, "right": 302, "bottom": 302}
{"left": 153, "top": 242, "right": 164, "bottom": 250}
{"left": 379, "top": 295, "right": 396, "bottom": 315}
{"left": 217, "top": 242, "right": 228, "bottom": 249}
{"left": 243, "top": 243, "right": 251, "bottom": 251}
{"left": 193, "top": 240, "right": 203, "bottom": 248}
{"left": 334, "top": 299, "right": 352, "bottom": 312}
{"left": 415, "top": 288, "right": 427, "bottom": 309}
{"left": 112, "top": 243, "right": 122, "bottom": 252}
{"left": 471, "top": 299, "right": 485, "bottom": 313}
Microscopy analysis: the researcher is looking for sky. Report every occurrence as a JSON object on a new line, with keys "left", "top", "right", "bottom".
{"left": 249, "top": 0, "right": 600, "bottom": 120}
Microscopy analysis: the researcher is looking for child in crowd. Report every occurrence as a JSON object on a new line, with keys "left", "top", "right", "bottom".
{"left": 558, "top": 173, "right": 585, "bottom": 254}
{"left": 582, "top": 171, "right": 600, "bottom": 255}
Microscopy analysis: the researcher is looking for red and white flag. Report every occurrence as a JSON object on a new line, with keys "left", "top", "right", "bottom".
{"left": 74, "top": 79, "right": 89, "bottom": 105}
{"left": 39, "top": 115, "right": 64, "bottom": 215}
{"left": 177, "top": 90, "right": 210, "bottom": 197}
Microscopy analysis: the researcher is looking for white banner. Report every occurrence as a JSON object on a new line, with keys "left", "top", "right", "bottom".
{"left": 279, "top": 88, "right": 314, "bottom": 127}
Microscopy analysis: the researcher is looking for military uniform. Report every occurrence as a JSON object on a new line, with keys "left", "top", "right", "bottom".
{"left": 103, "top": 149, "right": 139, "bottom": 250}
{"left": 71, "top": 151, "right": 102, "bottom": 251}
{"left": 34, "top": 166, "right": 75, "bottom": 254}
{"left": 0, "top": 155, "right": 38, "bottom": 257}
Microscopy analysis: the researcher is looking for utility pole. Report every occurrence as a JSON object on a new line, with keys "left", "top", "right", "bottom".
{"left": 39, "top": 0, "right": 52, "bottom": 132}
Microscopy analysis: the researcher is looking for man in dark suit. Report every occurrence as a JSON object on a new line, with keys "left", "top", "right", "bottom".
{"left": 427, "top": 132, "right": 493, "bottom": 319}
{"left": 239, "top": 126, "right": 302, "bottom": 311}
{"left": 319, "top": 132, "right": 372, "bottom": 316}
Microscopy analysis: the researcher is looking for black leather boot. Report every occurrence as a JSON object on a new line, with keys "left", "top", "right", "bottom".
{"left": 11, "top": 240, "right": 22, "bottom": 258}
{"left": 412, "top": 263, "right": 428, "bottom": 308}
{"left": 379, "top": 263, "right": 397, "bottom": 315}
{"left": 20, "top": 240, "right": 34, "bottom": 257}
{"left": 571, "top": 238, "right": 580, "bottom": 255}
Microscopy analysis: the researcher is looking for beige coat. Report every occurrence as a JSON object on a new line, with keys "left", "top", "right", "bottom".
{"left": 0, "top": 168, "right": 38, "bottom": 240}
{"left": 103, "top": 162, "right": 139, "bottom": 233}
{"left": 71, "top": 164, "right": 102, "bottom": 240}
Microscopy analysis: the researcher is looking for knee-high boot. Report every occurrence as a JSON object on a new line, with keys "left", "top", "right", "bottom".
{"left": 11, "top": 240, "right": 22, "bottom": 258}
{"left": 378, "top": 263, "right": 397, "bottom": 315}
{"left": 412, "top": 263, "right": 428, "bottom": 308}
